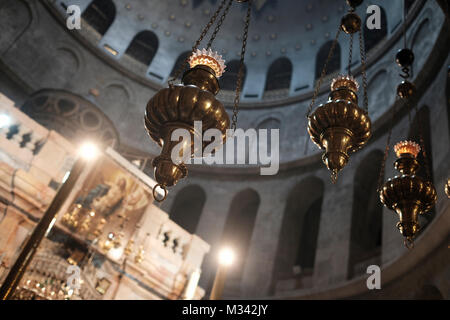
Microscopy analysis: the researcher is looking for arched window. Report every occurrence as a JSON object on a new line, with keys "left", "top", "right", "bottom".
{"left": 363, "top": 6, "right": 387, "bottom": 53}
{"left": 219, "top": 60, "right": 247, "bottom": 91}
{"left": 408, "top": 105, "right": 434, "bottom": 226}
{"left": 82, "top": 0, "right": 116, "bottom": 36}
{"left": 272, "top": 177, "right": 324, "bottom": 292}
{"left": 125, "top": 31, "right": 159, "bottom": 66}
{"left": 221, "top": 189, "right": 260, "bottom": 284}
{"left": 170, "top": 51, "right": 192, "bottom": 79}
{"left": 315, "top": 40, "right": 341, "bottom": 80}
{"left": 265, "top": 58, "right": 293, "bottom": 92}
{"left": 169, "top": 185, "right": 206, "bottom": 234}
{"left": 348, "top": 150, "right": 384, "bottom": 279}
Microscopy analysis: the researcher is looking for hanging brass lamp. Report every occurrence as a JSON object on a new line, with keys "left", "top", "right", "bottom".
{"left": 307, "top": 1, "right": 371, "bottom": 183}
{"left": 379, "top": 141, "right": 437, "bottom": 248}
{"left": 144, "top": 0, "right": 252, "bottom": 201}
{"left": 378, "top": 14, "right": 437, "bottom": 248}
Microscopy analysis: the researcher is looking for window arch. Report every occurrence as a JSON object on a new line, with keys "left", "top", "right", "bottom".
{"left": 315, "top": 40, "right": 341, "bottom": 80}
{"left": 348, "top": 150, "right": 384, "bottom": 279}
{"left": 272, "top": 177, "right": 324, "bottom": 292}
{"left": 82, "top": 0, "right": 116, "bottom": 36}
{"left": 363, "top": 6, "right": 387, "bottom": 53}
{"left": 221, "top": 189, "right": 260, "bottom": 283}
{"left": 125, "top": 31, "right": 159, "bottom": 66}
{"left": 264, "top": 58, "right": 293, "bottom": 92}
{"left": 219, "top": 60, "right": 247, "bottom": 91}
{"left": 169, "top": 185, "right": 206, "bottom": 234}
{"left": 170, "top": 51, "right": 192, "bottom": 79}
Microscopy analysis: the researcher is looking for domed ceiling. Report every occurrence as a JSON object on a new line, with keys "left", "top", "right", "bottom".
{"left": 47, "top": 0, "right": 423, "bottom": 166}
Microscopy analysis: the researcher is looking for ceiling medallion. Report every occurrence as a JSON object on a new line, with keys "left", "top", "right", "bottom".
{"left": 144, "top": 0, "right": 253, "bottom": 202}
{"left": 307, "top": 1, "right": 371, "bottom": 183}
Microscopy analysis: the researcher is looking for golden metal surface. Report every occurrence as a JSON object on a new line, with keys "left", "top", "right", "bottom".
{"left": 380, "top": 153, "right": 437, "bottom": 246}
{"left": 308, "top": 82, "right": 371, "bottom": 182}
{"left": 445, "top": 178, "right": 450, "bottom": 198}
{"left": 340, "top": 12, "right": 361, "bottom": 34}
{"left": 145, "top": 65, "right": 230, "bottom": 199}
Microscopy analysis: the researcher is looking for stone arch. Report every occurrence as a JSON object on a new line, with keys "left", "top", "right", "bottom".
{"left": 367, "top": 69, "right": 388, "bottom": 118}
{"left": 124, "top": 31, "right": 159, "bottom": 66}
{"left": 348, "top": 150, "right": 384, "bottom": 279}
{"left": 82, "top": 0, "right": 116, "bottom": 36}
{"left": 0, "top": 0, "right": 32, "bottom": 53}
{"left": 21, "top": 89, "right": 119, "bottom": 148}
{"left": 264, "top": 57, "right": 293, "bottom": 92}
{"left": 221, "top": 189, "right": 260, "bottom": 284}
{"left": 220, "top": 60, "right": 247, "bottom": 91}
{"left": 169, "top": 185, "right": 206, "bottom": 234}
{"left": 315, "top": 40, "right": 341, "bottom": 80}
{"left": 411, "top": 18, "right": 431, "bottom": 75}
{"left": 170, "top": 51, "right": 192, "bottom": 79}
{"left": 363, "top": 6, "right": 388, "bottom": 53}
{"left": 272, "top": 176, "right": 324, "bottom": 292}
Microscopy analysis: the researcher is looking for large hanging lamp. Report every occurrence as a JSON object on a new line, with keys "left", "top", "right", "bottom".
{"left": 378, "top": 12, "right": 437, "bottom": 248}
{"left": 144, "top": 0, "right": 252, "bottom": 201}
{"left": 307, "top": 0, "right": 371, "bottom": 183}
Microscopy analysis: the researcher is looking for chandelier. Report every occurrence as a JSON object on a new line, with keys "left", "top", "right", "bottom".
{"left": 144, "top": 0, "right": 252, "bottom": 202}
{"left": 307, "top": 0, "right": 371, "bottom": 183}
{"left": 378, "top": 19, "right": 437, "bottom": 248}
{"left": 446, "top": 178, "right": 450, "bottom": 198}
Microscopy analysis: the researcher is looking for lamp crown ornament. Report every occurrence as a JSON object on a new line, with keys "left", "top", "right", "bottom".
{"left": 394, "top": 140, "right": 421, "bottom": 158}
{"left": 189, "top": 48, "right": 226, "bottom": 77}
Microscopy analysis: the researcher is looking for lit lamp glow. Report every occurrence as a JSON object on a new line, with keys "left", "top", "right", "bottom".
{"left": 210, "top": 247, "right": 235, "bottom": 300}
{"left": 394, "top": 140, "right": 421, "bottom": 158}
{"left": 78, "top": 141, "right": 99, "bottom": 161}
{"left": 188, "top": 48, "right": 226, "bottom": 77}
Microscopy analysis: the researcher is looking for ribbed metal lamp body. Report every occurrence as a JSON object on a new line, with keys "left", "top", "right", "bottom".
{"left": 308, "top": 89, "right": 371, "bottom": 179}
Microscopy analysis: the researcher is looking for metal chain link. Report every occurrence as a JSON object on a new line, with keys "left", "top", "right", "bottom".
{"left": 348, "top": 32, "right": 353, "bottom": 76}
{"left": 231, "top": 0, "right": 252, "bottom": 130}
{"left": 413, "top": 104, "right": 432, "bottom": 181}
{"left": 359, "top": 30, "right": 369, "bottom": 113}
{"left": 305, "top": 27, "right": 341, "bottom": 118}
{"left": 207, "top": 0, "right": 233, "bottom": 49}
{"left": 377, "top": 102, "right": 396, "bottom": 192}
{"left": 168, "top": 0, "right": 228, "bottom": 86}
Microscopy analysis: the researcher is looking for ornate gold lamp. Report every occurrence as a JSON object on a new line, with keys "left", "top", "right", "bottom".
{"left": 307, "top": 0, "right": 371, "bottom": 183}
{"left": 378, "top": 26, "right": 437, "bottom": 248}
{"left": 380, "top": 141, "right": 437, "bottom": 247}
{"left": 144, "top": 0, "right": 252, "bottom": 201}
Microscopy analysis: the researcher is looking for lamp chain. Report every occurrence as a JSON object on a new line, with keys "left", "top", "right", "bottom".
{"left": 377, "top": 102, "right": 396, "bottom": 192}
{"left": 413, "top": 103, "right": 432, "bottom": 181}
{"left": 231, "top": 0, "right": 252, "bottom": 131}
{"left": 207, "top": 0, "right": 234, "bottom": 49}
{"left": 358, "top": 29, "right": 369, "bottom": 113}
{"left": 306, "top": 27, "right": 341, "bottom": 118}
{"left": 348, "top": 32, "right": 353, "bottom": 76}
{"left": 168, "top": 0, "right": 228, "bottom": 86}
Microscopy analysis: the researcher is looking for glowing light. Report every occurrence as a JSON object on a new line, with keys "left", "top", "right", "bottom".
{"left": 218, "top": 247, "right": 235, "bottom": 266}
{"left": 0, "top": 114, "right": 11, "bottom": 128}
{"left": 394, "top": 140, "right": 421, "bottom": 158}
{"left": 189, "top": 48, "right": 226, "bottom": 77}
{"left": 78, "top": 141, "right": 99, "bottom": 160}
{"left": 331, "top": 74, "right": 359, "bottom": 92}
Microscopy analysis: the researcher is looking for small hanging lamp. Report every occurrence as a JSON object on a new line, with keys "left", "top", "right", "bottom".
{"left": 144, "top": 0, "right": 252, "bottom": 201}
{"left": 307, "top": 0, "right": 371, "bottom": 183}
